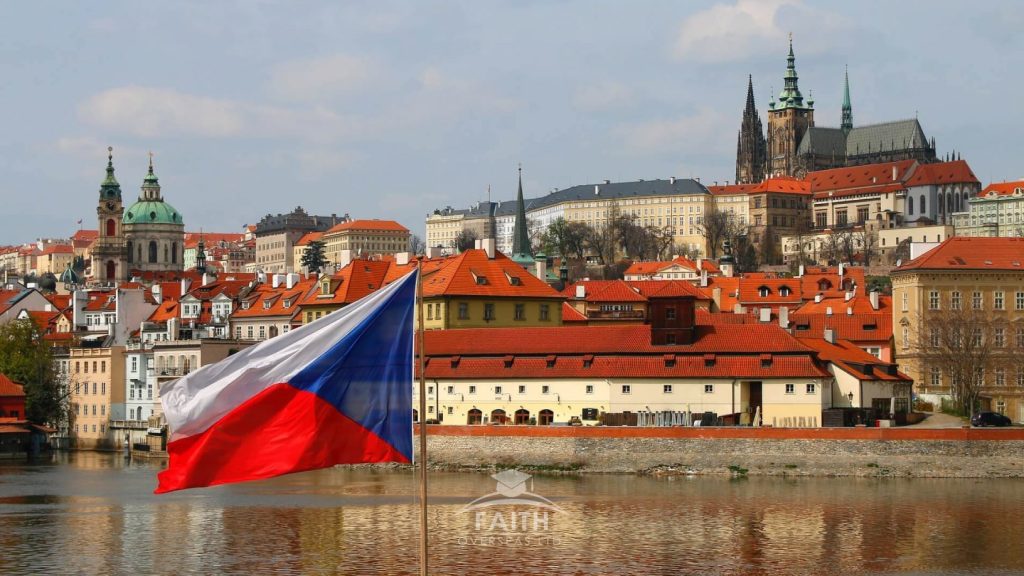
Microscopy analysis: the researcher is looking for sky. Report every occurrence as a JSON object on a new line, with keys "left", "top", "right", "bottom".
{"left": 2, "top": 0, "right": 1023, "bottom": 245}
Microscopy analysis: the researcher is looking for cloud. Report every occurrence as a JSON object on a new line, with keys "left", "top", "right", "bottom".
{"left": 80, "top": 86, "right": 246, "bottom": 138}
{"left": 613, "top": 107, "right": 732, "bottom": 156}
{"left": 672, "top": 0, "right": 844, "bottom": 63}
{"left": 269, "top": 54, "right": 379, "bottom": 102}
{"left": 573, "top": 81, "right": 634, "bottom": 112}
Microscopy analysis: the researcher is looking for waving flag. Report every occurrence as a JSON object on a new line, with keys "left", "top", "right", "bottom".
{"left": 156, "top": 270, "right": 417, "bottom": 493}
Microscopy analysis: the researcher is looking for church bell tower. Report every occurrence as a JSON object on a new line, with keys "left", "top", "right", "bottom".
{"left": 90, "top": 147, "right": 126, "bottom": 283}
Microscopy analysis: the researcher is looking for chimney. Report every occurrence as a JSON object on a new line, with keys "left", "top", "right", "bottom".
{"left": 797, "top": 264, "right": 805, "bottom": 278}
{"left": 759, "top": 307, "right": 771, "bottom": 322}
{"left": 272, "top": 274, "right": 283, "bottom": 288}
{"left": 481, "top": 238, "right": 496, "bottom": 259}
{"left": 826, "top": 306, "right": 833, "bottom": 316}
{"left": 869, "top": 290, "right": 880, "bottom": 310}
{"left": 152, "top": 283, "right": 162, "bottom": 303}
{"left": 202, "top": 273, "right": 211, "bottom": 287}
{"left": 575, "top": 284, "right": 586, "bottom": 299}
{"left": 838, "top": 262, "right": 845, "bottom": 278}
{"left": 670, "top": 176, "right": 676, "bottom": 184}
{"left": 712, "top": 287, "right": 722, "bottom": 310}
{"left": 700, "top": 269, "right": 708, "bottom": 287}
{"left": 824, "top": 328, "right": 835, "bottom": 344}
{"left": 814, "top": 294, "right": 823, "bottom": 303}
{"left": 845, "top": 291, "right": 853, "bottom": 301}
{"left": 474, "top": 238, "right": 482, "bottom": 250}
{"left": 696, "top": 258, "right": 702, "bottom": 271}
{"left": 44, "top": 303, "right": 52, "bottom": 312}
{"left": 778, "top": 306, "right": 789, "bottom": 329}
{"left": 340, "top": 249, "right": 353, "bottom": 269}
{"left": 594, "top": 185, "right": 600, "bottom": 195}
{"left": 534, "top": 257, "right": 547, "bottom": 281}
{"left": 286, "top": 273, "right": 299, "bottom": 289}
{"left": 396, "top": 252, "right": 410, "bottom": 266}
{"left": 847, "top": 306, "right": 853, "bottom": 315}
{"left": 180, "top": 278, "right": 191, "bottom": 297}
{"left": 892, "top": 166, "right": 898, "bottom": 181}
{"left": 425, "top": 246, "right": 443, "bottom": 259}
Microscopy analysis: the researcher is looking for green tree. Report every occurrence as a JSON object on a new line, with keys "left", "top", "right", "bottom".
{"left": 301, "top": 240, "right": 328, "bottom": 273}
{"left": 0, "top": 320, "right": 61, "bottom": 425}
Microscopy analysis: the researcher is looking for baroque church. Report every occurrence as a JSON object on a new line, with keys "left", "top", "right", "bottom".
{"left": 736, "top": 38, "right": 938, "bottom": 183}
{"left": 89, "top": 148, "right": 185, "bottom": 283}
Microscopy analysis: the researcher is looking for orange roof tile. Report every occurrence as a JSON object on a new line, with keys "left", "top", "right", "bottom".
{"left": 707, "top": 183, "right": 758, "bottom": 196}
{"left": 895, "top": 237, "right": 1024, "bottom": 272}
{"left": 40, "top": 244, "right": 73, "bottom": 255}
{"left": 183, "top": 232, "right": 245, "bottom": 249}
{"left": 563, "top": 280, "right": 646, "bottom": 303}
{"left": 797, "top": 337, "right": 908, "bottom": 382}
{"left": 561, "top": 302, "right": 588, "bottom": 323}
{"left": 789, "top": 313, "right": 892, "bottom": 343}
{"left": 422, "top": 250, "right": 562, "bottom": 299}
{"left": 750, "top": 176, "right": 811, "bottom": 195}
{"left": 295, "top": 231, "right": 324, "bottom": 246}
{"left": 628, "top": 280, "right": 710, "bottom": 300}
{"left": 977, "top": 180, "right": 1024, "bottom": 198}
{"left": 0, "top": 374, "right": 25, "bottom": 397}
{"left": 232, "top": 277, "right": 317, "bottom": 319}
{"left": 325, "top": 219, "right": 409, "bottom": 234}
{"left": 903, "top": 160, "right": 978, "bottom": 187}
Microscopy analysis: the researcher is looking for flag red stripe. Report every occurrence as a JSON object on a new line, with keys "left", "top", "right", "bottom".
{"left": 155, "top": 383, "right": 409, "bottom": 493}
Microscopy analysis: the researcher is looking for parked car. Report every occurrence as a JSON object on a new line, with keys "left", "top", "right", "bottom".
{"left": 971, "top": 412, "right": 1012, "bottom": 427}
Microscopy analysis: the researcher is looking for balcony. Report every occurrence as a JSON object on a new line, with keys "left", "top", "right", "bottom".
{"left": 108, "top": 420, "right": 149, "bottom": 430}
{"left": 586, "top": 310, "right": 646, "bottom": 320}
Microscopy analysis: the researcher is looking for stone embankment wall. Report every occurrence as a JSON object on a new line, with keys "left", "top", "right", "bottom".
{"left": 414, "top": 426, "right": 1024, "bottom": 478}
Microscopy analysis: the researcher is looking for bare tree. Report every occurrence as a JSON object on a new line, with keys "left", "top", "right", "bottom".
{"left": 696, "top": 208, "right": 733, "bottom": 258}
{"left": 914, "top": 306, "right": 1021, "bottom": 418}
{"left": 671, "top": 242, "right": 702, "bottom": 260}
{"left": 407, "top": 234, "right": 426, "bottom": 255}
{"left": 789, "top": 216, "right": 814, "bottom": 267}
{"left": 451, "top": 229, "right": 478, "bottom": 253}
{"left": 584, "top": 223, "right": 617, "bottom": 265}
{"left": 540, "top": 217, "right": 590, "bottom": 261}
{"left": 854, "top": 228, "right": 877, "bottom": 267}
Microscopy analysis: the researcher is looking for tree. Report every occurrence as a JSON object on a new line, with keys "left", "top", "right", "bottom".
{"left": 584, "top": 223, "right": 617, "bottom": 265}
{"left": 671, "top": 242, "right": 702, "bottom": 260}
{"left": 914, "top": 306, "right": 1021, "bottom": 418}
{"left": 696, "top": 208, "right": 733, "bottom": 258}
{"left": 789, "top": 215, "right": 814, "bottom": 267}
{"left": 758, "top": 225, "right": 778, "bottom": 266}
{"left": 0, "top": 319, "right": 61, "bottom": 426}
{"left": 301, "top": 240, "right": 328, "bottom": 274}
{"left": 407, "top": 234, "right": 426, "bottom": 255}
{"left": 540, "top": 218, "right": 590, "bottom": 262}
{"left": 854, "top": 228, "right": 877, "bottom": 267}
{"left": 452, "top": 229, "right": 478, "bottom": 253}
{"left": 734, "top": 235, "right": 759, "bottom": 273}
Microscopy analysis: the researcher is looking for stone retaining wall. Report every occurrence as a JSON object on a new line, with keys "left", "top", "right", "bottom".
{"left": 414, "top": 426, "right": 1024, "bottom": 478}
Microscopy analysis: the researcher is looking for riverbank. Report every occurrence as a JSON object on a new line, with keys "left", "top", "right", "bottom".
{"left": 409, "top": 425, "right": 1024, "bottom": 479}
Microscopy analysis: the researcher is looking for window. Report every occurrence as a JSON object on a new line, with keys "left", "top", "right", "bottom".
{"left": 995, "top": 368, "right": 1006, "bottom": 387}
{"left": 1018, "top": 369, "right": 1024, "bottom": 387}
{"left": 585, "top": 384, "right": 594, "bottom": 394}
{"left": 929, "top": 291, "right": 940, "bottom": 310}
{"left": 483, "top": 303, "right": 495, "bottom": 321}
{"left": 494, "top": 386, "right": 503, "bottom": 395}
{"left": 1015, "top": 327, "right": 1024, "bottom": 349}
{"left": 458, "top": 302, "right": 469, "bottom": 320}
{"left": 621, "top": 385, "right": 631, "bottom": 395}
{"left": 131, "top": 357, "right": 138, "bottom": 373}
{"left": 468, "top": 385, "right": 476, "bottom": 394}
{"left": 426, "top": 303, "right": 433, "bottom": 320}
{"left": 995, "top": 327, "right": 1006, "bottom": 347}
{"left": 447, "top": 407, "right": 454, "bottom": 415}
{"left": 704, "top": 384, "right": 714, "bottom": 394}
{"left": 972, "top": 291, "right": 983, "bottom": 310}
{"left": 247, "top": 326, "right": 254, "bottom": 339}
{"left": 930, "top": 367, "right": 941, "bottom": 387}
{"left": 663, "top": 384, "right": 673, "bottom": 394}
{"left": 1017, "top": 292, "right": 1024, "bottom": 310}
{"left": 950, "top": 291, "right": 962, "bottom": 310}
{"left": 101, "top": 383, "right": 105, "bottom": 395}
{"left": 995, "top": 291, "right": 1005, "bottom": 310}
{"left": 92, "top": 404, "right": 96, "bottom": 415}
{"left": 539, "top": 304, "right": 550, "bottom": 321}
{"left": 101, "top": 405, "right": 105, "bottom": 416}
{"left": 785, "top": 383, "right": 795, "bottom": 394}
{"left": 806, "top": 383, "right": 816, "bottom": 394}
{"left": 542, "top": 385, "right": 550, "bottom": 394}
{"left": 518, "top": 385, "right": 526, "bottom": 394}
{"left": 972, "top": 328, "right": 983, "bottom": 347}
{"left": 666, "top": 307, "right": 676, "bottom": 320}
{"left": 902, "top": 327, "right": 910, "bottom": 349}
{"left": 92, "top": 382, "right": 96, "bottom": 395}
{"left": 446, "top": 385, "right": 454, "bottom": 394}
{"left": 929, "top": 327, "right": 940, "bottom": 347}
{"left": 514, "top": 303, "right": 525, "bottom": 321}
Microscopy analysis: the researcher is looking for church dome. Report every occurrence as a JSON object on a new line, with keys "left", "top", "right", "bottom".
{"left": 123, "top": 200, "right": 183, "bottom": 225}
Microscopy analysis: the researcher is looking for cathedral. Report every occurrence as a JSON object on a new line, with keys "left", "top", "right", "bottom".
{"left": 735, "top": 38, "right": 938, "bottom": 182}
{"left": 89, "top": 149, "right": 185, "bottom": 283}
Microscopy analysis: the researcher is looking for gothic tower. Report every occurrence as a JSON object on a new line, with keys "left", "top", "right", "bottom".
{"left": 735, "top": 75, "right": 767, "bottom": 184}
{"left": 511, "top": 164, "right": 533, "bottom": 265}
{"left": 766, "top": 36, "right": 815, "bottom": 177}
{"left": 841, "top": 66, "right": 853, "bottom": 133}
{"left": 90, "top": 147, "right": 126, "bottom": 283}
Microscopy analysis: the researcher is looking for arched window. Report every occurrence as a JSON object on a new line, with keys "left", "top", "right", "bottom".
{"left": 106, "top": 260, "right": 116, "bottom": 280}
{"left": 412, "top": 409, "right": 419, "bottom": 423}
{"left": 106, "top": 218, "right": 116, "bottom": 236}
{"left": 137, "top": 243, "right": 143, "bottom": 262}
{"left": 164, "top": 244, "right": 169, "bottom": 262}
{"left": 126, "top": 241, "right": 133, "bottom": 263}
{"left": 514, "top": 409, "right": 530, "bottom": 425}
{"left": 920, "top": 195, "right": 926, "bottom": 214}
{"left": 538, "top": 409, "right": 554, "bottom": 425}
{"left": 490, "top": 409, "right": 507, "bottom": 425}
{"left": 467, "top": 409, "right": 482, "bottom": 425}
{"left": 268, "top": 326, "right": 279, "bottom": 338}
{"left": 148, "top": 241, "right": 158, "bottom": 263}
{"left": 171, "top": 242, "right": 178, "bottom": 264}
{"left": 907, "top": 196, "right": 914, "bottom": 215}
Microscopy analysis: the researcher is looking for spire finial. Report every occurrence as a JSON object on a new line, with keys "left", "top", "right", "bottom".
{"left": 148, "top": 151, "right": 154, "bottom": 172}
{"left": 107, "top": 146, "right": 113, "bottom": 164}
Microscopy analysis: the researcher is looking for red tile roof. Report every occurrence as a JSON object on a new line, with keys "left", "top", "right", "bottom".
{"left": 793, "top": 294, "right": 888, "bottom": 316}
{"left": 233, "top": 277, "right": 317, "bottom": 319}
{"left": 44, "top": 293, "right": 71, "bottom": 309}
{"left": 751, "top": 176, "right": 812, "bottom": 195}
{"left": 82, "top": 291, "right": 116, "bottom": 312}
{"left": 422, "top": 249, "right": 562, "bottom": 299}
{"left": 789, "top": 313, "right": 892, "bottom": 343}
{"left": 147, "top": 300, "right": 179, "bottom": 323}
{"left": 903, "top": 160, "right": 978, "bottom": 187}
{"left": 707, "top": 183, "right": 758, "bottom": 196}
{"left": 40, "top": 244, "right": 73, "bottom": 255}
{"left": 71, "top": 229, "right": 99, "bottom": 242}
{"left": 562, "top": 280, "right": 646, "bottom": 303}
{"left": 295, "top": 231, "right": 324, "bottom": 246}
{"left": 561, "top": 302, "right": 588, "bottom": 323}
{"left": 797, "top": 337, "right": 909, "bottom": 382}
{"left": 298, "top": 260, "right": 393, "bottom": 308}
{"left": 628, "top": 280, "right": 710, "bottom": 300}
{"left": 0, "top": 374, "right": 25, "bottom": 397}
{"left": 325, "top": 219, "right": 409, "bottom": 234}
{"left": 183, "top": 232, "right": 245, "bottom": 249}
{"left": 424, "top": 323, "right": 814, "bottom": 356}
{"left": 977, "top": 180, "right": 1024, "bottom": 198}
{"left": 895, "top": 237, "right": 1024, "bottom": 272}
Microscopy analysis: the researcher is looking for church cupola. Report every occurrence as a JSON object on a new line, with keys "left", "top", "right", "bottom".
{"left": 776, "top": 35, "right": 811, "bottom": 110}
{"left": 141, "top": 153, "right": 162, "bottom": 201}
{"left": 99, "top": 146, "right": 122, "bottom": 201}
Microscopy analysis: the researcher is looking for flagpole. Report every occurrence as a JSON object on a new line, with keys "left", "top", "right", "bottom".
{"left": 416, "top": 259, "right": 429, "bottom": 576}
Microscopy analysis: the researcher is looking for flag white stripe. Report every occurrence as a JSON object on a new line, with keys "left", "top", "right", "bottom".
{"left": 160, "top": 272, "right": 415, "bottom": 441}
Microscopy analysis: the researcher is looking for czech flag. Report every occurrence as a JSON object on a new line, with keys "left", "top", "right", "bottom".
{"left": 155, "top": 270, "right": 417, "bottom": 493}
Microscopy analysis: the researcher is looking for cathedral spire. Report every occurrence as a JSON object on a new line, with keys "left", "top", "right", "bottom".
{"left": 777, "top": 34, "right": 809, "bottom": 109}
{"left": 735, "top": 75, "right": 767, "bottom": 184}
{"left": 511, "top": 163, "right": 531, "bottom": 259}
{"left": 841, "top": 65, "right": 853, "bottom": 132}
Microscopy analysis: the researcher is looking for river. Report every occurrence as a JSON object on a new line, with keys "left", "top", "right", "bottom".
{"left": 0, "top": 452, "right": 1022, "bottom": 575}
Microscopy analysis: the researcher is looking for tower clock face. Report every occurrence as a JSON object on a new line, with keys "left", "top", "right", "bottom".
{"left": 106, "top": 201, "right": 115, "bottom": 210}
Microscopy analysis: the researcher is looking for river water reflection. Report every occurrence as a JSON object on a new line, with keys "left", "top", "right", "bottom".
{"left": 1, "top": 452, "right": 1022, "bottom": 575}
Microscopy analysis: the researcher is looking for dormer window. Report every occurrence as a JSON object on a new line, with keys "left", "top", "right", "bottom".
{"left": 321, "top": 281, "right": 330, "bottom": 295}
{"left": 283, "top": 299, "right": 291, "bottom": 309}
{"left": 474, "top": 274, "right": 488, "bottom": 285}
{"left": 263, "top": 300, "right": 272, "bottom": 310}
{"left": 779, "top": 286, "right": 791, "bottom": 297}
{"left": 758, "top": 286, "right": 771, "bottom": 297}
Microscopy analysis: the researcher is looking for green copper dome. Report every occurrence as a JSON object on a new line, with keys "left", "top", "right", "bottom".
{"left": 123, "top": 200, "right": 183, "bottom": 225}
